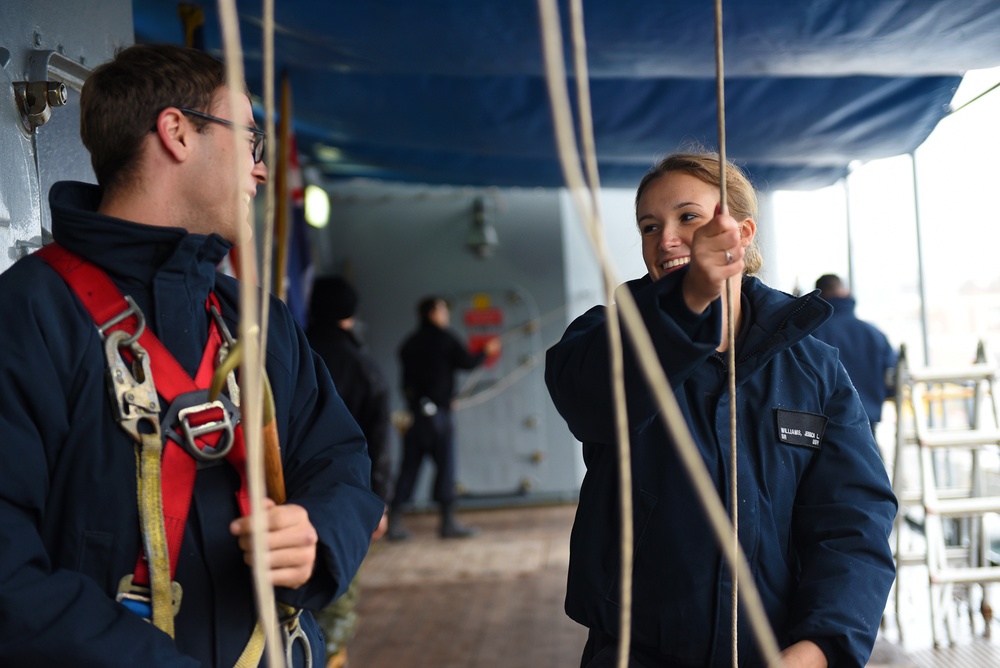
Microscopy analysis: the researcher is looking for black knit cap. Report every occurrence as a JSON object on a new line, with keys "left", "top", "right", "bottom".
{"left": 310, "top": 275, "right": 358, "bottom": 323}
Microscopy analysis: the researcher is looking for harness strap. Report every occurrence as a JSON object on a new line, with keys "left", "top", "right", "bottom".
{"left": 234, "top": 621, "right": 266, "bottom": 668}
{"left": 38, "top": 243, "right": 304, "bottom": 664}
{"left": 35, "top": 244, "right": 251, "bottom": 596}
{"left": 135, "top": 430, "right": 175, "bottom": 635}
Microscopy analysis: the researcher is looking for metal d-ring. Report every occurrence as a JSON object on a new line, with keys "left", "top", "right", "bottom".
{"left": 98, "top": 295, "right": 146, "bottom": 347}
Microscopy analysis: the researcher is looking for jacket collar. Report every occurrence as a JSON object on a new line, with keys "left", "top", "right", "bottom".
{"left": 631, "top": 272, "right": 833, "bottom": 374}
{"left": 48, "top": 181, "right": 232, "bottom": 291}
{"left": 308, "top": 322, "right": 362, "bottom": 349}
{"left": 822, "top": 295, "right": 857, "bottom": 315}
{"left": 738, "top": 278, "right": 832, "bottom": 370}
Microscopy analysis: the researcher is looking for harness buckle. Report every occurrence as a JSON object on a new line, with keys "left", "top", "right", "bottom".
{"left": 104, "top": 329, "right": 161, "bottom": 442}
{"left": 116, "top": 574, "right": 183, "bottom": 620}
{"left": 162, "top": 390, "right": 241, "bottom": 463}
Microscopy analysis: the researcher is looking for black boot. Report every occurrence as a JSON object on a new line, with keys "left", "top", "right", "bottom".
{"left": 439, "top": 503, "right": 478, "bottom": 539}
{"left": 386, "top": 509, "right": 411, "bottom": 541}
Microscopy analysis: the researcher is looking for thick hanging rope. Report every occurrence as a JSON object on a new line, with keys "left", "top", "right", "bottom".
{"left": 537, "top": 1, "right": 783, "bottom": 665}
{"left": 537, "top": 3, "right": 633, "bottom": 666}
{"left": 217, "top": 0, "right": 285, "bottom": 665}
{"left": 713, "top": 1, "right": 740, "bottom": 665}
{"left": 568, "top": 2, "right": 637, "bottom": 665}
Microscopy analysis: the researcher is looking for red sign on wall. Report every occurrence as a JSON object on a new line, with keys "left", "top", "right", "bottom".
{"left": 463, "top": 306, "right": 503, "bottom": 328}
{"left": 468, "top": 333, "right": 501, "bottom": 368}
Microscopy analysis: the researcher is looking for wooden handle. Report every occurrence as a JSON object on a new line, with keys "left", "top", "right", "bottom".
{"left": 262, "top": 420, "right": 286, "bottom": 504}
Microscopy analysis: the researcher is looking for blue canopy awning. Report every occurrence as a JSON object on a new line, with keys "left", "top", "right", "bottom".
{"left": 132, "top": 0, "right": 1000, "bottom": 190}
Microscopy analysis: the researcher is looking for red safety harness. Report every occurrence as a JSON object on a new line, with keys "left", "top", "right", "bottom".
{"left": 36, "top": 243, "right": 251, "bottom": 611}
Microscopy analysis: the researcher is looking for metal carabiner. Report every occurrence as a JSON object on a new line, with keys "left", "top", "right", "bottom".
{"left": 281, "top": 608, "right": 313, "bottom": 668}
{"left": 209, "top": 304, "right": 242, "bottom": 406}
{"left": 104, "top": 329, "right": 161, "bottom": 442}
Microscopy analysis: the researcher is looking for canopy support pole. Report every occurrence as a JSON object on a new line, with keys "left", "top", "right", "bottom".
{"left": 910, "top": 151, "right": 931, "bottom": 366}
{"left": 843, "top": 175, "right": 856, "bottom": 294}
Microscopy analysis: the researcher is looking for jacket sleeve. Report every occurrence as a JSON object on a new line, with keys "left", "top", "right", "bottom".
{"left": 447, "top": 329, "right": 486, "bottom": 370}
{"left": 545, "top": 272, "right": 723, "bottom": 445}
{"left": 356, "top": 354, "right": 393, "bottom": 503}
{"left": 0, "top": 263, "right": 200, "bottom": 667}
{"left": 265, "top": 300, "right": 385, "bottom": 611}
{"left": 786, "top": 359, "right": 897, "bottom": 666}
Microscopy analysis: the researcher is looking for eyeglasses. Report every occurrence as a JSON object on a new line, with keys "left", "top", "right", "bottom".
{"left": 178, "top": 107, "right": 266, "bottom": 164}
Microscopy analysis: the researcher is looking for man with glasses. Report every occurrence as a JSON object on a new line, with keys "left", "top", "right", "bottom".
{"left": 0, "top": 44, "right": 383, "bottom": 667}
{"left": 177, "top": 106, "right": 267, "bottom": 164}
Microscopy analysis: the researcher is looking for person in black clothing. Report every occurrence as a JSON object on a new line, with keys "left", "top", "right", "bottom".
{"left": 307, "top": 276, "right": 393, "bottom": 508}
{"left": 306, "top": 275, "right": 392, "bottom": 667}
{"left": 387, "top": 296, "right": 501, "bottom": 539}
{"left": 812, "top": 274, "right": 897, "bottom": 438}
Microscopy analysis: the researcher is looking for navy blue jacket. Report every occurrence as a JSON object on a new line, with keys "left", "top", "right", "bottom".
{"left": 0, "top": 182, "right": 384, "bottom": 666}
{"left": 546, "top": 271, "right": 896, "bottom": 667}
{"left": 812, "top": 295, "right": 896, "bottom": 424}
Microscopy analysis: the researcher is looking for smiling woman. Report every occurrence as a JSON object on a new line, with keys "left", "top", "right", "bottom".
{"left": 546, "top": 151, "right": 897, "bottom": 668}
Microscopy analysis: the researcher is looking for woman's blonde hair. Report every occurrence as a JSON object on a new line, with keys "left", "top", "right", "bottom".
{"left": 634, "top": 152, "right": 763, "bottom": 275}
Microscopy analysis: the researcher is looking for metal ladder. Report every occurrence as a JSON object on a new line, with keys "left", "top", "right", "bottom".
{"left": 891, "top": 342, "right": 1000, "bottom": 647}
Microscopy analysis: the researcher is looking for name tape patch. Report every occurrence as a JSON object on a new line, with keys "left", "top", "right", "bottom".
{"left": 774, "top": 408, "right": 827, "bottom": 450}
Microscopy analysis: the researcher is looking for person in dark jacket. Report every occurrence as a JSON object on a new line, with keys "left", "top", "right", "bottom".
{"left": 387, "top": 296, "right": 501, "bottom": 539}
{"left": 0, "top": 44, "right": 383, "bottom": 667}
{"left": 307, "top": 275, "right": 393, "bottom": 508}
{"left": 812, "top": 273, "right": 897, "bottom": 437}
{"left": 545, "top": 153, "right": 896, "bottom": 668}
{"left": 306, "top": 275, "right": 392, "bottom": 667}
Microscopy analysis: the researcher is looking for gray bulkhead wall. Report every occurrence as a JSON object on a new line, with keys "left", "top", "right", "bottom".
{"left": 311, "top": 183, "right": 582, "bottom": 506}
{"left": 555, "top": 188, "right": 650, "bottom": 488}
{"left": 0, "top": 1, "right": 133, "bottom": 273}
{"left": 309, "top": 183, "right": 777, "bottom": 507}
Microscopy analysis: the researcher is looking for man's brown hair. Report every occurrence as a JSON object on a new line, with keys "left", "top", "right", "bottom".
{"left": 80, "top": 44, "right": 227, "bottom": 194}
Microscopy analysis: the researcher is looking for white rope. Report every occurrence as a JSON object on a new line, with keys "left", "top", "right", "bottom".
{"left": 566, "top": 5, "right": 638, "bottom": 667}
{"left": 712, "top": 1, "right": 740, "bottom": 665}
{"left": 536, "top": 4, "right": 632, "bottom": 667}
{"left": 216, "top": 1, "right": 284, "bottom": 665}
{"left": 537, "top": 0, "right": 784, "bottom": 665}
{"left": 452, "top": 357, "right": 535, "bottom": 410}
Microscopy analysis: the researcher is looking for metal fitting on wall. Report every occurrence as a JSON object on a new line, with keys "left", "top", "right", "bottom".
{"left": 13, "top": 79, "right": 66, "bottom": 131}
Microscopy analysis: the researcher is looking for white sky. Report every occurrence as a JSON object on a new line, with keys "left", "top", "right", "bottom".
{"left": 770, "top": 66, "right": 1000, "bottom": 367}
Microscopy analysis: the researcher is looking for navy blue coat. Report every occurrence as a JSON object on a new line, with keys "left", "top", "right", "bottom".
{"left": 545, "top": 271, "right": 896, "bottom": 667}
{"left": 812, "top": 295, "right": 896, "bottom": 424}
{"left": 0, "top": 182, "right": 384, "bottom": 666}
